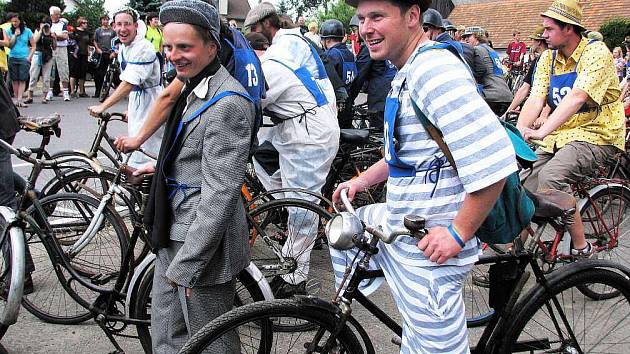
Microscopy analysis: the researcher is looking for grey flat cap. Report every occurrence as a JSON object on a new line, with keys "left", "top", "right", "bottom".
{"left": 244, "top": 2, "right": 276, "bottom": 28}
{"left": 159, "top": 0, "right": 221, "bottom": 46}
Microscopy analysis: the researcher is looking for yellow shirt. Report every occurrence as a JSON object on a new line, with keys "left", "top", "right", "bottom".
{"left": 145, "top": 26, "right": 162, "bottom": 53}
{"left": 531, "top": 38, "right": 625, "bottom": 152}
{"left": 0, "top": 22, "right": 12, "bottom": 72}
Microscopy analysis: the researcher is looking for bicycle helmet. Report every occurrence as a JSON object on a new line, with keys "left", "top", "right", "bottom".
{"left": 320, "top": 19, "right": 345, "bottom": 39}
{"left": 442, "top": 19, "right": 457, "bottom": 32}
{"left": 349, "top": 15, "right": 359, "bottom": 28}
{"left": 422, "top": 8, "right": 443, "bottom": 29}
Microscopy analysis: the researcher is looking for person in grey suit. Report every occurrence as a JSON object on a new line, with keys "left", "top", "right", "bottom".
{"left": 144, "top": 1, "right": 255, "bottom": 352}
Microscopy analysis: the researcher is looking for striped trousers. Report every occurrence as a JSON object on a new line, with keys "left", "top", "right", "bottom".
{"left": 330, "top": 204, "right": 472, "bottom": 354}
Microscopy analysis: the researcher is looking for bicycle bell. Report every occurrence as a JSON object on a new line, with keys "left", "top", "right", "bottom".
{"left": 325, "top": 211, "right": 364, "bottom": 250}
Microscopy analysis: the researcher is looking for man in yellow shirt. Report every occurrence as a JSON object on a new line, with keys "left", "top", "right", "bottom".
{"left": 144, "top": 12, "right": 163, "bottom": 71}
{"left": 0, "top": 16, "right": 13, "bottom": 77}
{"left": 517, "top": 0, "right": 625, "bottom": 256}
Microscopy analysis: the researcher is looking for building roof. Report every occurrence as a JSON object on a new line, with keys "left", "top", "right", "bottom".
{"left": 447, "top": 0, "right": 630, "bottom": 49}
{"left": 228, "top": 0, "right": 251, "bottom": 21}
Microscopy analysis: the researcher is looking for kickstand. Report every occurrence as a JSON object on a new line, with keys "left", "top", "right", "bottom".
{"left": 95, "top": 314, "right": 125, "bottom": 354}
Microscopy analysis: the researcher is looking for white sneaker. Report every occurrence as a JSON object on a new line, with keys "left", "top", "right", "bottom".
{"left": 63, "top": 91, "right": 70, "bottom": 101}
{"left": 45, "top": 91, "right": 53, "bottom": 101}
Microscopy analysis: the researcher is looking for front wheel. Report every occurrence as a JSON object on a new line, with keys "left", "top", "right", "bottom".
{"left": 0, "top": 210, "right": 26, "bottom": 340}
{"left": 499, "top": 268, "right": 630, "bottom": 353}
{"left": 179, "top": 298, "right": 364, "bottom": 354}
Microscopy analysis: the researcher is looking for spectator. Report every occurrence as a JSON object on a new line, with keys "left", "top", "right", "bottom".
{"left": 69, "top": 17, "right": 91, "bottom": 98}
{"left": 349, "top": 15, "right": 361, "bottom": 56}
{"left": 296, "top": 16, "right": 307, "bottom": 33}
{"left": 26, "top": 18, "right": 56, "bottom": 104}
{"left": 303, "top": 21, "right": 321, "bottom": 47}
{"left": 5, "top": 13, "right": 34, "bottom": 108}
{"left": 613, "top": 47, "right": 626, "bottom": 82}
{"left": 0, "top": 16, "right": 9, "bottom": 80}
{"left": 144, "top": 12, "right": 163, "bottom": 69}
{"left": 506, "top": 31, "right": 527, "bottom": 71}
{"left": 49, "top": 6, "right": 71, "bottom": 101}
{"left": 93, "top": 15, "right": 115, "bottom": 98}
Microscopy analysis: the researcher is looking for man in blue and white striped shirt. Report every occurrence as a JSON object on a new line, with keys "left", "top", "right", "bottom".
{"left": 332, "top": 0, "right": 517, "bottom": 352}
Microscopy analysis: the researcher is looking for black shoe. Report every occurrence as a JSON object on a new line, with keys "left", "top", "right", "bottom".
{"left": 269, "top": 276, "right": 307, "bottom": 299}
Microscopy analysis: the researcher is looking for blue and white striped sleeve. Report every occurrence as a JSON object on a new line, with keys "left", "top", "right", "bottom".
{"left": 408, "top": 49, "right": 517, "bottom": 193}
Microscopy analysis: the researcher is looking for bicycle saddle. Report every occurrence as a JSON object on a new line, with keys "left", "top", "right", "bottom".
{"left": 527, "top": 189, "right": 576, "bottom": 219}
{"left": 340, "top": 129, "right": 370, "bottom": 145}
{"left": 120, "top": 165, "right": 154, "bottom": 187}
{"left": 18, "top": 114, "right": 62, "bottom": 137}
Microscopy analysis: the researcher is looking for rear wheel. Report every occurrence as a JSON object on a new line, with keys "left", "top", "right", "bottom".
{"left": 133, "top": 264, "right": 268, "bottom": 354}
{"left": 21, "top": 193, "right": 129, "bottom": 324}
{"left": 0, "top": 212, "right": 25, "bottom": 340}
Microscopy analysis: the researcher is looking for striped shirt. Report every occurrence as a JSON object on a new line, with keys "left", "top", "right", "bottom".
{"left": 383, "top": 41, "right": 517, "bottom": 267}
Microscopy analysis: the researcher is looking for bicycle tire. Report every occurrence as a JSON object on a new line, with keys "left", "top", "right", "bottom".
{"left": 132, "top": 264, "right": 268, "bottom": 354}
{"left": 99, "top": 71, "right": 112, "bottom": 103}
{"left": 21, "top": 193, "right": 129, "bottom": 324}
{"left": 499, "top": 268, "right": 630, "bottom": 353}
{"left": 179, "top": 298, "right": 364, "bottom": 354}
{"left": 42, "top": 167, "right": 115, "bottom": 199}
{"left": 248, "top": 199, "right": 333, "bottom": 298}
{"left": 578, "top": 185, "right": 630, "bottom": 299}
{"left": 0, "top": 212, "right": 26, "bottom": 340}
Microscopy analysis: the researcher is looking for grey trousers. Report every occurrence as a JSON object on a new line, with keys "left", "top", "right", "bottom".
{"left": 151, "top": 241, "right": 240, "bottom": 354}
{"left": 521, "top": 141, "right": 618, "bottom": 193}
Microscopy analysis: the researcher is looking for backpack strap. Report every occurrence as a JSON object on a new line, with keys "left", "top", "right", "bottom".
{"left": 410, "top": 98, "right": 458, "bottom": 173}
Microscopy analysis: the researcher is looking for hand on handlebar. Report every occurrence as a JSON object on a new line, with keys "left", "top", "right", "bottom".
{"left": 114, "top": 135, "right": 142, "bottom": 153}
{"left": 332, "top": 178, "right": 369, "bottom": 206}
{"left": 88, "top": 105, "right": 106, "bottom": 118}
{"left": 417, "top": 226, "right": 463, "bottom": 264}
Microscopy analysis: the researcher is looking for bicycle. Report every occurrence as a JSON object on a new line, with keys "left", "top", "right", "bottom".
{"left": 0, "top": 207, "right": 26, "bottom": 340}
{"left": 0, "top": 139, "right": 270, "bottom": 353}
{"left": 99, "top": 54, "right": 120, "bottom": 103}
{"left": 179, "top": 188, "right": 630, "bottom": 353}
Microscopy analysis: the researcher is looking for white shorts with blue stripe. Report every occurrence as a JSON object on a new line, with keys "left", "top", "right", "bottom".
{"left": 329, "top": 203, "right": 472, "bottom": 354}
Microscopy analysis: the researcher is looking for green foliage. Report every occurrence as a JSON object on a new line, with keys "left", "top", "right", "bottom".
{"left": 286, "top": 0, "right": 323, "bottom": 17}
{"left": 5, "top": 0, "right": 65, "bottom": 29}
{"left": 66, "top": 0, "right": 107, "bottom": 32}
{"left": 316, "top": 0, "right": 356, "bottom": 30}
{"left": 277, "top": 0, "right": 291, "bottom": 16}
{"left": 128, "top": 0, "right": 162, "bottom": 18}
{"left": 599, "top": 17, "right": 630, "bottom": 53}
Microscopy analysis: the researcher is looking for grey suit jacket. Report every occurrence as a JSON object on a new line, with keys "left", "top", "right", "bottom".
{"left": 164, "top": 66, "right": 254, "bottom": 288}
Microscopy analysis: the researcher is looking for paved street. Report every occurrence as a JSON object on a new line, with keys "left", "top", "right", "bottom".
{"left": 2, "top": 91, "right": 629, "bottom": 353}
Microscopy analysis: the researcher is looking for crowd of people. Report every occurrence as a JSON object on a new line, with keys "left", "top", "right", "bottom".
{"left": 1, "top": 0, "right": 629, "bottom": 352}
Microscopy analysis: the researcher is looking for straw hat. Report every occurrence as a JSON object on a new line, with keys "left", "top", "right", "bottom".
{"left": 541, "top": 0, "right": 584, "bottom": 29}
{"left": 528, "top": 26, "right": 545, "bottom": 40}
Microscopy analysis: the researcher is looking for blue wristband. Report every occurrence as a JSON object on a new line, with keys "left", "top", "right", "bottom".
{"left": 447, "top": 225, "right": 466, "bottom": 248}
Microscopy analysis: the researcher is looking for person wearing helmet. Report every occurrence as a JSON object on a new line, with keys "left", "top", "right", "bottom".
{"left": 421, "top": 8, "right": 443, "bottom": 41}
{"left": 462, "top": 26, "right": 513, "bottom": 115}
{"left": 332, "top": 0, "right": 516, "bottom": 352}
{"left": 443, "top": 19, "right": 457, "bottom": 38}
{"left": 349, "top": 15, "right": 361, "bottom": 55}
{"left": 321, "top": 19, "right": 357, "bottom": 128}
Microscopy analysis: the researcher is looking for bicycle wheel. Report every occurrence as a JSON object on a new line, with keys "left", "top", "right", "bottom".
{"left": 179, "top": 299, "right": 364, "bottom": 354}
{"left": 99, "top": 71, "right": 112, "bottom": 103}
{"left": 0, "top": 211, "right": 25, "bottom": 340}
{"left": 132, "top": 264, "right": 268, "bottom": 354}
{"left": 500, "top": 268, "right": 630, "bottom": 353}
{"left": 21, "top": 193, "right": 129, "bottom": 324}
{"left": 463, "top": 263, "right": 494, "bottom": 327}
{"left": 41, "top": 168, "right": 115, "bottom": 199}
{"left": 248, "top": 199, "right": 334, "bottom": 299}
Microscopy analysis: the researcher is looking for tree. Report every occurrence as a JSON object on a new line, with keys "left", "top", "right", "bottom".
{"left": 599, "top": 17, "right": 630, "bottom": 53}
{"left": 5, "top": 0, "right": 65, "bottom": 28}
{"left": 286, "top": 0, "right": 323, "bottom": 18}
{"left": 316, "top": 0, "right": 356, "bottom": 30}
{"left": 128, "top": 0, "right": 162, "bottom": 18}
{"left": 66, "top": 0, "right": 107, "bottom": 32}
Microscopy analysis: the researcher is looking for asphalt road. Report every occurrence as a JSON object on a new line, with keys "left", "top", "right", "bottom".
{"left": 2, "top": 89, "right": 630, "bottom": 353}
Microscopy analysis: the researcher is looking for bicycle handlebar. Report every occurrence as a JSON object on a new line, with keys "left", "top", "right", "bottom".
{"left": 0, "top": 138, "right": 104, "bottom": 174}
{"left": 98, "top": 112, "right": 126, "bottom": 122}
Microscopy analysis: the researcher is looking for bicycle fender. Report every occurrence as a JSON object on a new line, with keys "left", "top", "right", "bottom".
{"left": 125, "top": 253, "right": 155, "bottom": 317}
{"left": 244, "top": 262, "right": 274, "bottom": 301}
{"left": 577, "top": 183, "right": 630, "bottom": 212}
{"left": 0, "top": 207, "right": 26, "bottom": 327}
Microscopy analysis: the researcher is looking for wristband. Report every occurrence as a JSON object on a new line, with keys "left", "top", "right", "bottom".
{"left": 447, "top": 224, "right": 466, "bottom": 248}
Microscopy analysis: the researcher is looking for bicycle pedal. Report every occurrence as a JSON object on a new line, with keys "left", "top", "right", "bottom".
{"left": 391, "top": 335, "right": 402, "bottom": 346}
